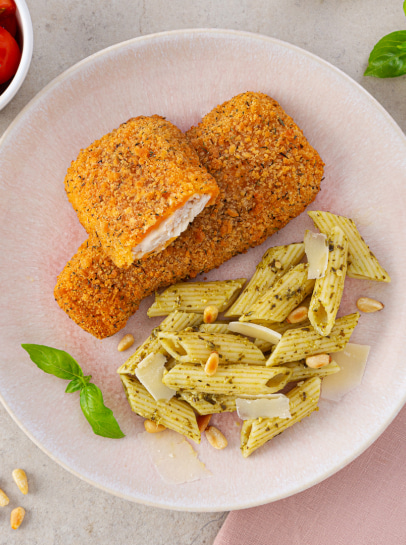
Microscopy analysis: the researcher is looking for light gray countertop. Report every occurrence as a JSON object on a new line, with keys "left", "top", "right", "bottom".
{"left": 1, "top": 1, "right": 405, "bottom": 543}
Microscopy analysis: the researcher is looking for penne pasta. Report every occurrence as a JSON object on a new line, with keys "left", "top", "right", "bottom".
{"left": 248, "top": 318, "right": 312, "bottom": 333}
{"left": 282, "top": 360, "right": 341, "bottom": 382}
{"left": 117, "top": 335, "right": 163, "bottom": 376}
{"left": 158, "top": 332, "right": 265, "bottom": 365}
{"left": 117, "top": 311, "right": 203, "bottom": 375}
{"left": 266, "top": 313, "right": 359, "bottom": 366}
{"left": 162, "top": 363, "right": 292, "bottom": 395}
{"left": 198, "top": 323, "right": 230, "bottom": 335}
{"left": 157, "top": 310, "right": 204, "bottom": 332}
{"left": 225, "top": 243, "right": 305, "bottom": 317}
{"left": 179, "top": 391, "right": 237, "bottom": 415}
{"left": 240, "top": 263, "right": 315, "bottom": 323}
{"left": 240, "top": 377, "right": 321, "bottom": 457}
{"left": 121, "top": 374, "right": 201, "bottom": 443}
{"left": 308, "top": 211, "right": 390, "bottom": 282}
{"left": 251, "top": 318, "right": 312, "bottom": 353}
{"left": 115, "top": 208, "right": 386, "bottom": 458}
{"left": 147, "top": 279, "right": 246, "bottom": 317}
{"left": 308, "top": 226, "right": 348, "bottom": 336}
{"left": 253, "top": 339, "right": 275, "bottom": 354}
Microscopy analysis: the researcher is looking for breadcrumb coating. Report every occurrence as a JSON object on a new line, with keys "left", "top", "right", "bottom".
{"left": 64, "top": 115, "right": 219, "bottom": 268}
{"left": 55, "top": 92, "right": 324, "bottom": 338}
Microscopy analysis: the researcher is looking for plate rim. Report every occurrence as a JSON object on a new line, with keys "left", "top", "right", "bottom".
{"left": 1, "top": 27, "right": 406, "bottom": 512}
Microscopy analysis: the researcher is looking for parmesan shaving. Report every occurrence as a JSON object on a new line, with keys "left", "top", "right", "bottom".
{"left": 236, "top": 394, "right": 291, "bottom": 420}
{"left": 321, "top": 343, "right": 370, "bottom": 401}
{"left": 135, "top": 353, "right": 176, "bottom": 402}
{"left": 142, "top": 430, "right": 210, "bottom": 484}
{"left": 304, "top": 230, "right": 328, "bottom": 279}
{"left": 228, "top": 322, "right": 282, "bottom": 344}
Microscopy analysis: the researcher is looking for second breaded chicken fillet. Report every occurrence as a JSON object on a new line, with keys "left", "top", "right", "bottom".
{"left": 54, "top": 92, "right": 324, "bottom": 338}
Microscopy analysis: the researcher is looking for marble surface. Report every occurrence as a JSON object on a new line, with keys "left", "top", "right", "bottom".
{"left": 1, "top": 1, "right": 405, "bottom": 543}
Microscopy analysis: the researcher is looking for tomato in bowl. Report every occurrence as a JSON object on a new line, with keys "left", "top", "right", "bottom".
{"left": 0, "top": 0, "right": 33, "bottom": 111}
{"left": 0, "top": 26, "right": 21, "bottom": 85}
{"left": 0, "top": 0, "right": 18, "bottom": 37}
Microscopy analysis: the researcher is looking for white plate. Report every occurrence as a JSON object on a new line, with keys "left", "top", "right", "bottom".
{"left": 1, "top": 29, "right": 406, "bottom": 512}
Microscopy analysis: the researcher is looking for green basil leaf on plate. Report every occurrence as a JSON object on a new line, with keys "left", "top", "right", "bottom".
{"left": 65, "top": 375, "right": 91, "bottom": 393}
{"left": 22, "top": 344, "right": 84, "bottom": 381}
{"left": 364, "top": 30, "right": 406, "bottom": 78}
{"left": 22, "top": 344, "right": 125, "bottom": 439}
{"left": 80, "top": 383, "right": 125, "bottom": 439}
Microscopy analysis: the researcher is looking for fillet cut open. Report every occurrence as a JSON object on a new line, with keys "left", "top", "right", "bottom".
{"left": 55, "top": 92, "right": 324, "bottom": 338}
{"left": 64, "top": 115, "right": 219, "bottom": 268}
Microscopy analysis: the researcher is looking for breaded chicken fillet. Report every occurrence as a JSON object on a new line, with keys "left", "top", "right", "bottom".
{"left": 54, "top": 92, "right": 324, "bottom": 338}
{"left": 65, "top": 115, "right": 219, "bottom": 268}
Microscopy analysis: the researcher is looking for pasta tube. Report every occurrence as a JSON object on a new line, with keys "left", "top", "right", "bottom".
{"left": 308, "top": 211, "right": 390, "bottom": 282}
{"left": 198, "top": 323, "right": 230, "bottom": 335}
{"left": 282, "top": 360, "right": 340, "bottom": 381}
{"left": 240, "top": 263, "right": 315, "bottom": 323}
{"left": 247, "top": 318, "right": 312, "bottom": 333}
{"left": 199, "top": 322, "right": 278, "bottom": 354}
{"left": 121, "top": 375, "right": 201, "bottom": 443}
{"left": 158, "top": 332, "right": 265, "bottom": 365}
{"left": 308, "top": 226, "right": 348, "bottom": 336}
{"left": 266, "top": 313, "right": 359, "bottom": 366}
{"left": 179, "top": 391, "right": 237, "bottom": 415}
{"left": 147, "top": 279, "right": 246, "bottom": 317}
{"left": 117, "top": 311, "right": 202, "bottom": 375}
{"left": 251, "top": 318, "right": 311, "bottom": 353}
{"left": 240, "top": 377, "right": 321, "bottom": 457}
{"left": 162, "top": 363, "right": 292, "bottom": 395}
{"left": 225, "top": 243, "right": 305, "bottom": 317}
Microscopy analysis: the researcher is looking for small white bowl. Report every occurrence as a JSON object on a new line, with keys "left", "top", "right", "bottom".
{"left": 0, "top": 0, "right": 33, "bottom": 111}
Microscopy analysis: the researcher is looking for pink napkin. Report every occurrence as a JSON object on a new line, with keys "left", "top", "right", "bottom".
{"left": 214, "top": 403, "right": 406, "bottom": 545}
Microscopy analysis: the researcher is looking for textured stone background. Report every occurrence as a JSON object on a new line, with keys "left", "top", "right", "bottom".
{"left": 1, "top": 1, "right": 405, "bottom": 543}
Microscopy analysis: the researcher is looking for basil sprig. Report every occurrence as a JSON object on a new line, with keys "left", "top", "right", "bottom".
{"left": 22, "top": 344, "right": 125, "bottom": 439}
{"left": 364, "top": 3, "right": 406, "bottom": 78}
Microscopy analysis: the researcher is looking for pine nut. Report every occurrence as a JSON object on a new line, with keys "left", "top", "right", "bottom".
{"left": 305, "top": 354, "right": 331, "bottom": 369}
{"left": 205, "top": 426, "right": 228, "bottom": 450}
{"left": 274, "top": 260, "right": 282, "bottom": 269}
{"left": 286, "top": 305, "right": 308, "bottom": 324}
{"left": 205, "top": 352, "right": 219, "bottom": 376}
{"left": 144, "top": 419, "right": 166, "bottom": 433}
{"left": 197, "top": 414, "right": 212, "bottom": 433}
{"left": 117, "top": 334, "right": 135, "bottom": 352}
{"left": 10, "top": 507, "right": 25, "bottom": 530}
{"left": 356, "top": 297, "right": 384, "bottom": 313}
{"left": 12, "top": 469, "right": 28, "bottom": 495}
{"left": 0, "top": 488, "right": 9, "bottom": 506}
{"left": 203, "top": 305, "right": 219, "bottom": 324}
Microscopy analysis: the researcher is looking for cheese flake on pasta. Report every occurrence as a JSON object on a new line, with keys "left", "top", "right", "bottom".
{"left": 236, "top": 394, "right": 291, "bottom": 420}
{"left": 135, "top": 353, "right": 176, "bottom": 402}
{"left": 304, "top": 230, "right": 328, "bottom": 279}
{"left": 228, "top": 322, "right": 282, "bottom": 344}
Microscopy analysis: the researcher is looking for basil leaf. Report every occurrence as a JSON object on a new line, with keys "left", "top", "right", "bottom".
{"left": 22, "top": 344, "right": 84, "bottom": 381}
{"left": 80, "top": 384, "right": 125, "bottom": 439}
{"left": 404, "top": 0, "right": 406, "bottom": 16}
{"left": 364, "top": 31, "right": 406, "bottom": 78}
{"left": 22, "top": 344, "right": 124, "bottom": 439}
{"left": 66, "top": 375, "right": 91, "bottom": 393}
